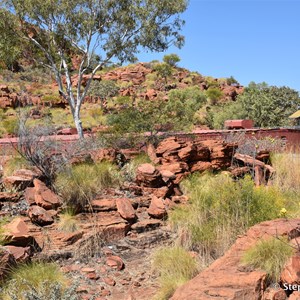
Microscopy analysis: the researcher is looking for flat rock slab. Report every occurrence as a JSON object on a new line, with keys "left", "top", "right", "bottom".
{"left": 171, "top": 219, "right": 300, "bottom": 300}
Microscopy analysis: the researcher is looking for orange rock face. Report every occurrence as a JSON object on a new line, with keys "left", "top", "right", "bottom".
{"left": 171, "top": 219, "right": 300, "bottom": 300}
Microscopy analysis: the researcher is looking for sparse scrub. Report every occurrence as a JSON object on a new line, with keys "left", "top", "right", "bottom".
{"left": 55, "top": 162, "right": 123, "bottom": 210}
{"left": 169, "top": 173, "right": 285, "bottom": 265}
{"left": 57, "top": 209, "right": 79, "bottom": 233}
{"left": 2, "top": 117, "right": 18, "bottom": 135}
{"left": 41, "top": 93, "right": 62, "bottom": 104}
{"left": 152, "top": 246, "right": 198, "bottom": 300}
{"left": 242, "top": 237, "right": 294, "bottom": 282}
{"left": 2, "top": 155, "right": 30, "bottom": 177}
{"left": 271, "top": 152, "right": 300, "bottom": 194}
{"left": 0, "top": 262, "right": 68, "bottom": 300}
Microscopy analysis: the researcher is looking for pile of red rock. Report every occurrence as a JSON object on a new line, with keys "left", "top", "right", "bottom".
{"left": 134, "top": 136, "right": 274, "bottom": 197}
{"left": 136, "top": 137, "right": 236, "bottom": 192}
{"left": 0, "top": 85, "right": 20, "bottom": 108}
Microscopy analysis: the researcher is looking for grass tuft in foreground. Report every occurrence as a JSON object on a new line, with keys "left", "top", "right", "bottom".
{"left": 152, "top": 246, "right": 198, "bottom": 300}
{"left": 0, "top": 262, "right": 72, "bottom": 300}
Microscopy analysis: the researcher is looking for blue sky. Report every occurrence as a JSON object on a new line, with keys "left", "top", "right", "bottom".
{"left": 137, "top": 0, "right": 300, "bottom": 91}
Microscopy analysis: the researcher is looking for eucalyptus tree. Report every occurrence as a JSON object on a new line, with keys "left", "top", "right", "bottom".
{"left": 1, "top": 0, "right": 188, "bottom": 138}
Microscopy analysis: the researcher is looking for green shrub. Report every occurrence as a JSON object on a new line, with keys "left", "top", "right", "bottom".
{"left": 242, "top": 237, "right": 294, "bottom": 282}
{"left": 152, "top": 246, "right": 198, "bottom": 300}
{"left": 163, "top": 53, "right": 180, "bottom": 67}
{"left": 41, "top": 93, "right": 62, "bottom": 104}
{"left": 205, "top": 87, "right": 223, "bottom": 105}
{"left": 2, "top": 117, "right": 18, "bottom": 135}
{"left": 169, "top": 173, "right": 285, "bottom": 264}
{"left": 55, "top": 162, "right": 123, "bottom": 210}
{"left": 0, "top": 262, "right": 68, "bottom": 300}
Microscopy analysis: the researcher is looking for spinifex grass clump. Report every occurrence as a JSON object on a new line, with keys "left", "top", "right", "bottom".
{"left": 169, "top": 173, "right": 285, "bottom": 265}
{"left": 57, "top": 209, "right": 79, "bottom": 233}
{"left": 242, "top": 237, "right": 294, "bottom": 282}
{"left": 152, "top": 246, "right": 198, "bottom": 300}
{"left": 0, "top": 262, "right": 70, "bottom": 300}
{"left": 55, "top": 161, "right": 123, "bottom": 211}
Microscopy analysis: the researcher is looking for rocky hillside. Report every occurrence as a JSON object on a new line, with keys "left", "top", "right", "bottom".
{"left": 0, "top": 61, "right": 244, "bottom": 137}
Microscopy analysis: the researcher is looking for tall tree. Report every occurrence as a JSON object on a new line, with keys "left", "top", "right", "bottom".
{"left": 237, "top": 82, "right": 300, "bottom": 127}
{"left": 1, "top": 0, "right": 187, "bottom": 138}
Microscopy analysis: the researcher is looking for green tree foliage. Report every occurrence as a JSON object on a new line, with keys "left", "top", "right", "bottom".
{"left": 226, "top": 76, "right": 239, "bottom": 86}
{"left": 108, "top": 86, "right": 207, "bottom": 137}
{"left": 237, "top": 82, "right": 300, "bottom": 127}
{"left": 88, "top": 80, "right": 119, "bottom": 109}
{"left": 167, "top": 86, "right": 207, "bottom": 124}
{"left": 0, "top": 0, "right": 188, "bottom": 138}
{"left": 154, "top": 63, "right": 173, "bottom": 83}
{"left": 205, "top": 87, "right": 223, "bottom": 105}
{"left": 0, "top": 10, "right": 22, "bottom": 70}
{"left": 210, "top": 82, "right": 300, "bottom": 129}
{"left": 163, "top": 53, "right": 181, "bottom": 67}
{"left": 211, "top": 101, "right": 246, "bottom": 129}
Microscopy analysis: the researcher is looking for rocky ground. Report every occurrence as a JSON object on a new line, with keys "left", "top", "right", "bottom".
{"left": 0, "top": 135, "right": 282, "bottom": 299}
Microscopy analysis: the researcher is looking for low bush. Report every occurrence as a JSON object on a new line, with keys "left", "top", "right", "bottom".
{"left": 169, "top": 173, "right": 285, "bottom": 265}
{"left": 242, "top": 237, "right": 294, "bottom": 282}
{"left": 55, "top": 162, "right": 123, "bottom": 210}
{"left": 152, "top": 246, "right": 198, "bottom": 300}
{"left": 0, "top": 262, "right": 69, "bottom": 300}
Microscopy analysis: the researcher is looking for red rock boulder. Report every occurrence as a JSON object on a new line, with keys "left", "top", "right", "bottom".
{"left": 147, "top": 196, "right": 167, "bottom": 219}
{"left": 116, "top": 198, "right": 136, "bottom": 221}
{"left": 28, "top": 205, "right": 54, "bottom": 226}
{"left": 0, "top": 247, "right": 16, "bottom": 280}
{"left": 33, "top": 179, "right": 61, "bottom": 210}
{"left": 136, "top": 163, "right": 164, "bottom": 188}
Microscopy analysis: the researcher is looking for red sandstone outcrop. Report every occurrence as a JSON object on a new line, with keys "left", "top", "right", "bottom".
{"left": 3, "top": 217, "right": 40, "bottom": 250}
{"left": 171, "top": 219, "right": 300, "bottom": 300}
{"left": 116, "top": 198, "right": 136, "bottom": 221}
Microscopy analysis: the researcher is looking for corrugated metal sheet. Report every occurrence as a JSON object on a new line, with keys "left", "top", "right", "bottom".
{"left": 289, "top": 110, "right": 300, "bottom": 118}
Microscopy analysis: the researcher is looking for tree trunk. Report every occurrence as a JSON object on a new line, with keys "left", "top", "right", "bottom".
{"left": 74, "top": 117, "right": 84, "bottom": 139}
{"left": 74, "top": 110, "right": 84, "bottom": 139}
